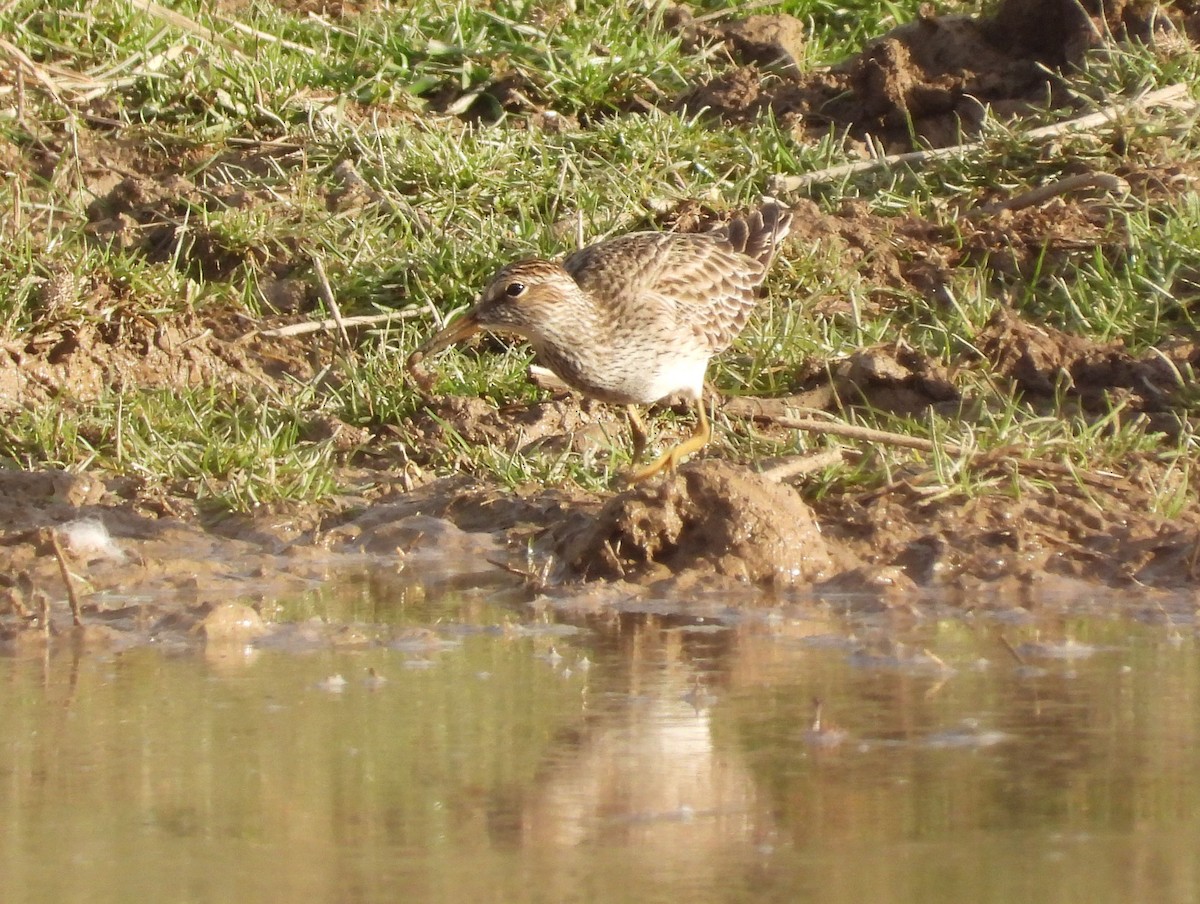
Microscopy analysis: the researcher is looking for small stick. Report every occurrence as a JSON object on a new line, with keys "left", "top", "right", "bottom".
{"left": 15, "top": 63, "right": 24, "bottom": 126}
{"left": 770, "top": 83, "right": 1193, "bottom": 192}
{"left": 770, "top": 415, "right": 958, "bottom": 453}
{"left": 49, "top": 531, "right": 84, "bottom": 628}
{"left": 922, "top": 647, "right": 953, "bottom": 673}
{"left": 759, "top": 448, "right": 845, "bottom": 482}
{"left": 253, "top": 310, "right": 423, "bottom": 339}
{"left": 996, "top": 633, "right": 1027, "bottom": 665}
{"left": 755, "top": 414, "right": 1125, "bottom": 490}
{"left": 964, "top": 171, "right": 1129, "bottom": 219}
{"left": 9, "top": 177, "right": 20, "bottom": 236}
{"left": 309, "top": 254, "right": 351, "bottom": 348}
{"left": 3, "top": 586, "right": 33, "bottom": 619}
{"left": 0, "top": 36, "right": 68, "bottom": 105}
{"left": 39, "top": 592, "right": 50, "bottom": 638}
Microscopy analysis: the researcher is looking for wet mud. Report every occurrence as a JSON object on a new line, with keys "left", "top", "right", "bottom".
{"left": 3, "top": 449, "right": 1199, "bottom": 651}
{"left": 552, "top": 461, "right": 833, "bottom": 586}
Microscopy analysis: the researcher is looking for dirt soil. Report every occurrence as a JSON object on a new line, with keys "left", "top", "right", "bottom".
{"left": 675, "top": 0, "right": 1200, "bottom": 150}
{"left": 3, "top": 0, "right": 1200, "bottom": 644}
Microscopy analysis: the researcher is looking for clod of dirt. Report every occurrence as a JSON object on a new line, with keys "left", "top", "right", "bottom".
{"left": 407, "top": 395, "right": 622, "bottom": 465}
{"left": 85, "top": 174, "right": 294, "bottom": 281}
{"left": 674, "top": 0, "right": 1188, "bottom": 151}
{"left": 300, "top": 413, "right": 372, "bottom": 451}
{"left": 844, "top": 12, "right": 1056, "bottom": 146}
{"left": 0, "top": 469, "right": 107, "bottom": 508}
{"left": 977, "top": 309, "right": 1200, "bottom": 415}
{"left": 328, "top": 509, "right": 500, "bottom": 558}
{"left": 554, "top": 460, "right": 832, "bottom": 586}
{"left": 0, "top": 298, "right": 317, "bottom": 412}
{"left": 957, "top": 201, "right": 1125, "bottom": 280}
{"left": 201, "top": 601, "right": 267, "bottom": 642}
{"left": 259, "top": 276, "right": 313, "bottom": 314}
{"left": 677, "top": 66, "right": 765, "bottom": 120}
{"left": 832, "top": 345, "right": 960, "bottom": 416}
{"left": 721, "top": 14, "right": 807, "bottom": 73}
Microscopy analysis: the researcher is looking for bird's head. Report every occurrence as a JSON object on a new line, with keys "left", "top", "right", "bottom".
{"left": 467, "top": 259, "right": 583, "bottom": 336}
{"left": 408, "top": 259, "right": 581, "bottom": 368}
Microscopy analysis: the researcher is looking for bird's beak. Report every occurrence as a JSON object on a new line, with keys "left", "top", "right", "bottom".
{"left": 406, "top": 309, "right": 481, "bottom": 374}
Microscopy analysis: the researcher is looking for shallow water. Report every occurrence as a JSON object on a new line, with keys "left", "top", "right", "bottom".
{"left": 2, "top": 575, "right": 1199, "bottom": 904}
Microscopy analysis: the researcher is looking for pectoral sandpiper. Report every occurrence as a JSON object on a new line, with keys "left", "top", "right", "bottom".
{"left": 407, "top": 202, "right": 792, "bottom": 480}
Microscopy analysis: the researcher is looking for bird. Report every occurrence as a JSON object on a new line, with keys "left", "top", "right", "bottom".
{"left": 406, "top": 202, "right": 793, "bottom": 481}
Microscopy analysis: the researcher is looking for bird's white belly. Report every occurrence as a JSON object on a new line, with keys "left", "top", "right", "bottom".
{"left": 632, "top": 355, "right": 708, "bottom": 403}
{"left": 534, "top": 339, "right": 709, "bottom": 405}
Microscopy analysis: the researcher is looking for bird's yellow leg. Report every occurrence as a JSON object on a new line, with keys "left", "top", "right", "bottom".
{"left": 626, "top": 405, "right": 648, "bottom": 464}
{"left": 625, "top": 399, "right": 711, "bottom": 483}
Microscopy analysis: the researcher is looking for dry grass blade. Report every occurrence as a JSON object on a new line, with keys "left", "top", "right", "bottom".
{"left": 0, "top": 35, "right": 68, "bottom": 104}
{"left": 768, "top": 415, "right": 956, "bottom": 454}
{"left": 756, "top": 414, "right": 1127, "bottom": 490}
{"left": 218, "top": 16, "right": 320, "bottom": 56}
{"left": 127, "top": 0, "right": 247, "bottom": 58}
{"left": 49, "top": 529, "right": 84, "bottom": 628}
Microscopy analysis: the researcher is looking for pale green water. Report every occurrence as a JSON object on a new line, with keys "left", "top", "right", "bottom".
{"left": 1, "top": 581, "right": 1198, "bottom": 904}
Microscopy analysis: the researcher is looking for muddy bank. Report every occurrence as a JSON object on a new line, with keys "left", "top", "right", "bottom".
{"left": 3, "top": 460, "right": 1198, "bottom": 651}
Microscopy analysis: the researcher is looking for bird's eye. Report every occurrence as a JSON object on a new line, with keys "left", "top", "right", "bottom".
{"left": 504, "top": 282, "right": 526, "bottom": 298}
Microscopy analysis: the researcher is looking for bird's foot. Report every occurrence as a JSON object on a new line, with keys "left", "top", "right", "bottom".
{"left": 622, "top": 447, "right": 682, "bottom": 484}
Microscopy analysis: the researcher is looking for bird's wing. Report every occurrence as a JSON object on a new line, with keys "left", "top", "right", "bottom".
{"left": 564, "top": 233, "right": 764, "bottom": 356}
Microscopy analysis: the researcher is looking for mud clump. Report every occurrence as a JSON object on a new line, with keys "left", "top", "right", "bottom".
{"left": 721, "top": 14, "right": 807, "bottom": 72}
{"left": 978, "top": 309, "right": 1200, "bottom": 416}
{"left": 0, "top": 293, "right": 320, "bottom": 412}
{"left": 845, "top": 13, "right": 1053, "bottom": 144}
{"left": 675, "top": 0, "right": 1192, "bottom": 150}
{"left": 86, "top": 175, "right": 294, "bottom": 281}
{"left": 554, "top": 460, "right": 832, "bottom": 586}
{"left": 831, "top": 346, "right": 960, "bottom": 416}
{"left": 406, "top": 395, "right": 625, "bottom": 466}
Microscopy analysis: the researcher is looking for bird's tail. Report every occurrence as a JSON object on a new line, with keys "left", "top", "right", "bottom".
{"left": 723, "top": 201, "right": 793, "bottom": 269}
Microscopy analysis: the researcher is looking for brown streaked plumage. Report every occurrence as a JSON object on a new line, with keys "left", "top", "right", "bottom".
{"left": 407, "top": 202, "right": 792, "bottom": 480}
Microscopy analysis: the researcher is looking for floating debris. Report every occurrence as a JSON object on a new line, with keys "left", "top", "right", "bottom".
{"left": 57, "top": 518, "right": 125, "bottom": 562}
{"left": 316, "top": 673, "right": 348, "bottom": 693}
{"left": 802, "top": 698, "right": 849, "bottom": 749}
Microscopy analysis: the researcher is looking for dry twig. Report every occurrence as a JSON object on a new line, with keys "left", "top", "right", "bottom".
{"left": 49, "top": 530, "right": 84, "bottom": 628}
{"left": 127, "top": 0, "right": 246, "bottom": 58}
{"left": 964, "top": 171, "right": 1130, "bottom": 219}
{"left": 0, "top": 36, "right": 67, "bottom": 105}
{"left": 254, "top": 310, "right": 423, "bottom": 339}
{"left": 770, "top": 84, "right": 1194, "bottom": 192}
{"left": 760, "top": 448, "right": 846, "bottom": 482}
{"left": 310, "top": 255, "right": 352, "bottom": 348}
{"left": 748, "top": 413, "right": 1126, "bottom": 490}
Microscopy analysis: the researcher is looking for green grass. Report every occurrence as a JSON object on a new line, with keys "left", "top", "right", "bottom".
{"left": 0, "top": 385, "right": 340, "bottom": 510}
{"left": 0, "top": 0, "right": 1198, "bottom": 511}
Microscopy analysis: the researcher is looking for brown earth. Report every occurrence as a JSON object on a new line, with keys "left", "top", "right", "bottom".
{"left": 675, "top": 0, "right": 1200, "bottom": 150}
{"left": 3, "top": 1, "right": 1200, "bottom": 643}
